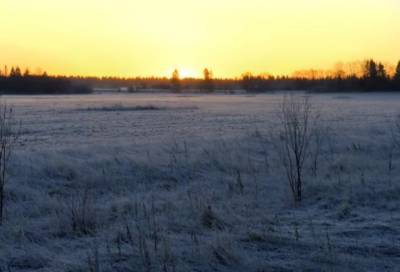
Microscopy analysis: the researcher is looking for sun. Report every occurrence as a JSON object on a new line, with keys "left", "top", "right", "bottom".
{"left": 180, "top": 69, "right": 198, "bottom": 79}
{"left": 168, "top": 68, "right": 199, "bottom": 79}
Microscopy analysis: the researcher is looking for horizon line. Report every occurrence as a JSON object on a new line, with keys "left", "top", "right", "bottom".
{"left": 1, "top": 58, "right": 399, "bottom": 80}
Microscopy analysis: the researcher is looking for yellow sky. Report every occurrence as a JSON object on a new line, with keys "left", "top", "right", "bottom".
{"left": 1, "top": 0, "right": 399, "bottom": 78}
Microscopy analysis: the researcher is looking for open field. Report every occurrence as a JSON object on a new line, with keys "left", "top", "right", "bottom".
{"left": 0, "top": 92, "right": 399, "bottom": 271}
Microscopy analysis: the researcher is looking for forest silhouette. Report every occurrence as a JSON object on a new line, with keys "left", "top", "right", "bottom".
{"left": 1, "top": 59, "right": 400, "bottom": 94}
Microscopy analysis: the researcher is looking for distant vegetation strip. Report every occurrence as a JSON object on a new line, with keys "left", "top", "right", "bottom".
{"left": 1, "top": 59, "right": 400, "bottom": 93}
{"left": 80, "top": 104, "right": 199, "bottom": 112}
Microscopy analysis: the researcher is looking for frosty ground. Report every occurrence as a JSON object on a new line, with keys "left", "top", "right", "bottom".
{"left": 0, "top": 92, "right": 399, "bottom": 271}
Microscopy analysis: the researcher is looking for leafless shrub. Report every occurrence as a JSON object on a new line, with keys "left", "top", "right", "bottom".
{"left": 278, "top": 95, "right": 319, "bottom": 203}
{"left": 0, "top": 102, "right": 19, "bottom": 225}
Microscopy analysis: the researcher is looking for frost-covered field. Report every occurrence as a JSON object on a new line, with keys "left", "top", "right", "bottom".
{"left": 0, "top": 93, "right": 399, "bottom": 271}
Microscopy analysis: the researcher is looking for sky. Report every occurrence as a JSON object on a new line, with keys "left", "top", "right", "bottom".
{"left": 1, "top": 0, "right": 399, "bottom": 78}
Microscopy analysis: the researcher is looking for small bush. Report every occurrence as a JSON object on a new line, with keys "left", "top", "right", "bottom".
{"left": 278, "top": 95, "right": 319, "bottom": 203}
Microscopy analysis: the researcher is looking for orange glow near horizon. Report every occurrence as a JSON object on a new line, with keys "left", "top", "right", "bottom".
{"left": 1, "top": 0, "right": 399, "bottom": 78}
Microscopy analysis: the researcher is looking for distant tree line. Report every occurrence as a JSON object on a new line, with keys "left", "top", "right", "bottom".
{"left": 2, "top": 59, "right": 399, "bottom": 94}
{"left": 0, "top": 66, "right": 91, "bottom": 94}
{"left": 121, "top": 60, "right": 400, "bottom": 93}
{"left": 240, "top": 59, "right": 400, "bottom": 92}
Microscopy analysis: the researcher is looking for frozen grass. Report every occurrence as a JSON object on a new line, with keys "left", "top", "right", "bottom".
{"left": 0, "top": 93, "right": 399, "bottom": 271}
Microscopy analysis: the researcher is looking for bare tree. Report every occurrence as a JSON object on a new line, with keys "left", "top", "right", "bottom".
{"left": 278, "top": 95, "right": 318, "bottom": 203}
{"left": 170, "top": 69, "right": 181, "bottom": 93}
{"left": 0, "top": 102, "right": 18, "bottom": 225}
{"left": 203, "top": 68, "right": 214, "bottom": 92}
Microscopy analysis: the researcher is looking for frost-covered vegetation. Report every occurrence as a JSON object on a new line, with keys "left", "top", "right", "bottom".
{"left": 0, "top": 93, "right": 399, "bottom": 271}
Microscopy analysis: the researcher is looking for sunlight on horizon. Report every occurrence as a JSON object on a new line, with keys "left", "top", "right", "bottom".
{"left": 1, "top": 0, "right": 399, "bottom": 78}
